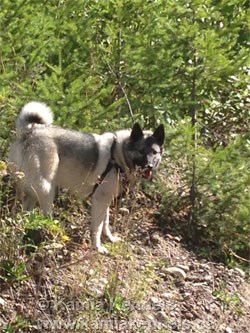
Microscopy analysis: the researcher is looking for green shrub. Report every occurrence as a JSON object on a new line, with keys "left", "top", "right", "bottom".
{"left": 160, "top": 119, "right": 250, "bottom": 266}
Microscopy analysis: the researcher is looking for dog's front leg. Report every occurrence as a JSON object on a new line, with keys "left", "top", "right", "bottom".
{"left": 91, "top": 169, "right": 120, "bottom": 254}
{"left": 91, "top": 198, "right": 108, "bottom": 254}
{"left": 91, "top": 195, "right": 112, "bottom": 254}
{"left": 103, "top": 207, "right": 121, "bottom": 243}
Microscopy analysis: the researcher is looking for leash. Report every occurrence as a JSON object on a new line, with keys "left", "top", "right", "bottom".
{"left": 90, "top": 137, "right": 124, "bottom": 196}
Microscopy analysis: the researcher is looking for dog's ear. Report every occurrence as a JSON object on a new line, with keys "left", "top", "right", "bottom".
{"left": 130, "top": 123, "right": 144, "bottom": 142}
{"left": 153, "top": 124, "right": 165, "bottom": 146}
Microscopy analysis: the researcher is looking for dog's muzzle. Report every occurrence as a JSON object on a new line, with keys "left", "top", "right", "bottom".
{"left": 142, "top": 165, "right": 153, "bottom": 179}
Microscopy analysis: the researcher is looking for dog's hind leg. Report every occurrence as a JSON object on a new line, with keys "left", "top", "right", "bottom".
{"left": 31, "top": 153, "right": 59, "bottom": 216}
{"left": 22, "top": 178, "right": 55, "bottom": 215}
{"left": 37, "top": 178, "right": 56, "bottom": 216}
{"left": 23, "top": 189, "right": 37, "bottom": 211}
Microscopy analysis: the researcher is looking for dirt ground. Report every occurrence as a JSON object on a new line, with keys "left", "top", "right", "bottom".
{"left": 0, "top": 192, "right": 249, "bottom": 333}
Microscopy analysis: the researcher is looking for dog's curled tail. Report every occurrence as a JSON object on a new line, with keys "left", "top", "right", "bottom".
{"left": 16, "top": 101, "right": 53, "bottom": 130}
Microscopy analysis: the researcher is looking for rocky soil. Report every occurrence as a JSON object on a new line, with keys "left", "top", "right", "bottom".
{"left": 0, "top": 192, "right": 249, "bottom": 333}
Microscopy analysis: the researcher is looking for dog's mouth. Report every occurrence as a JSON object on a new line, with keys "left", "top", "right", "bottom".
{"left": 142, "top": 166, "right": 153, "bottom": 180}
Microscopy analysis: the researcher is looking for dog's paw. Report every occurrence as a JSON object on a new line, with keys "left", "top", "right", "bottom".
{"left": 97, "top": 245, "right": 109, "bottom": 255}
{"left": 110, "top": 235, "right": 122, "bottom": 243}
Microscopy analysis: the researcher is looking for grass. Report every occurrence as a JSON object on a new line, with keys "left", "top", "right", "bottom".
{"left": 0, "top": 171, "right": 161, "bottom": 332}
{"left": 0, "top": 166, "right": 249, "bottom": 333}
{"left": 2, "top": 315, "right": 32, "bottom": 333}
{"left": 213, "top": 281, "right": 243, "bottom": 314}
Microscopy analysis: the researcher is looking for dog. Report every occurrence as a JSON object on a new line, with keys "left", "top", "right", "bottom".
{"left": 9, "top": 102, "right": 165, "bottom": 253}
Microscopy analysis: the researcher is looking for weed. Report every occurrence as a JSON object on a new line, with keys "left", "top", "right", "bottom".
{"left": 213, "top": 281, "right": 243, "bottom": 313}
{"left": 103, "top": 263, "right": 128, "bottom": 317}
{"left": 105, "top": 240, "right": 133, "bottom": 260}
{"left": 2, "top": 315, "right": 32, "bottom": 333}
{"left": 0, "top": 259, "right": 28, "bottom": 284}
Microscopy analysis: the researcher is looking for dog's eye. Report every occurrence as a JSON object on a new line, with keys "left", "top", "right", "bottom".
{"left": 152, "top": 149, "right": 158, "bottom": 155}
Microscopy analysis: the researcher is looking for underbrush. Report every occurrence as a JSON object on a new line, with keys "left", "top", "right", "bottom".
{"left": 158, "top": 120, "right": 250, "bottom": 268}
{"left": 0, "top": 140, "right": 249, "bottom": 332}
{"left": 0, "top": 169, "right": 165, "bottom": 332}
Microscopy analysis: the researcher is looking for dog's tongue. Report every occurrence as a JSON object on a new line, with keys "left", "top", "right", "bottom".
{"left": 143, "top": 168, "right": 153, "bottom": 179}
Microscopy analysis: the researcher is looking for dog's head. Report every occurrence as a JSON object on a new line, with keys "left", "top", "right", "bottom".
{"left": 125, "top": 123, "right": 165, "bottom": 179}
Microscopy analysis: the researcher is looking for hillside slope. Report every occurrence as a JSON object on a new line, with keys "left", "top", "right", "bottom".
{"left": 0, "top": 192, "right": 249, "bottom": 333}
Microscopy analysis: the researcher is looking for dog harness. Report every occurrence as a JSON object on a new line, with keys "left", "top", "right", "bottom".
{"left": 91, "top": 137, "right": 123, "bottom": 196}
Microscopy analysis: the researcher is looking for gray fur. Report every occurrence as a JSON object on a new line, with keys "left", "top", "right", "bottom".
{"left": 9, "top": 102, "right": 165, "bottom": 253}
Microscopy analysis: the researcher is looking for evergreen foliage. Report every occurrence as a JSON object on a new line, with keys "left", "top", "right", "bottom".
{"left": 161, "top": 120, "right": 250, "bottom": 265}
{"left": 0, "top": 0, "right": 249, "bottom": 265}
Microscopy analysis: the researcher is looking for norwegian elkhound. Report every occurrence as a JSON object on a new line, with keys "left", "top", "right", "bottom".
{"left": 9, "top": 102, "right": 165, "bottom": 253}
